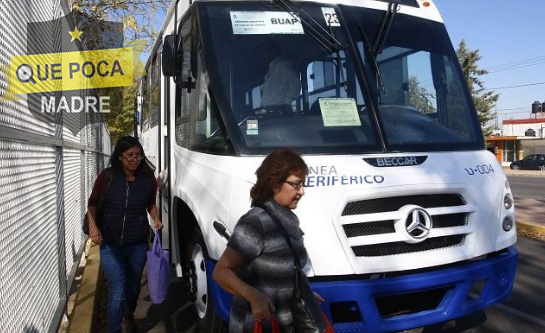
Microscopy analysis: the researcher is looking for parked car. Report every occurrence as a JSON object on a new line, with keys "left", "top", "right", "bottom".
{"left": 510, "top": 154, "right": 545, "bottom": 170}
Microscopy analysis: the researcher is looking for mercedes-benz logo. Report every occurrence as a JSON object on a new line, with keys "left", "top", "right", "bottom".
{"left": 405, "top": 208, "right": 432, "bottom": 241}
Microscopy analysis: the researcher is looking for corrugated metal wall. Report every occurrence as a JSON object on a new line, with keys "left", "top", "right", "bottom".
{"left": 520, "top": 139, "right": 545, "bottom": 157}
{"left": 0, "top": 1, "right": 111, "bottom": 332}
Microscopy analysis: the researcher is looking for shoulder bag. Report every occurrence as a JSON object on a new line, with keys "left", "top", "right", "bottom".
{"left": 147, "top": 231, "right": 170, "bottom": 303}
{"left": 267, "top": 212, "right": 334, "bottom": 333}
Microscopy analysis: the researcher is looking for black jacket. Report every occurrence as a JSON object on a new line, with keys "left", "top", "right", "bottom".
{"left": 101, "top": 171, "right": 153, "bottom": 246}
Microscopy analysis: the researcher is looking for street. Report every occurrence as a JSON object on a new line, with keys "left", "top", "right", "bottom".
{"left": 507, "top": 175, "right": 545, "bottom": 201}
{"left": 406, "top": 236, "right": 545, "bottom": 333}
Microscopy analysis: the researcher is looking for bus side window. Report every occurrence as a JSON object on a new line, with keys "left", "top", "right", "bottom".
{"left": 187, "top": 29, "right": 231, "bottom": 154}
{"left": 150, "top": 52, "right": 161, "bottom": 128}
{"left": 136, "top": 77, "right": 145, "bottom": 133}
{"left": 175, "top": 18, "right": 192, "bottom": 148}
{"left": 142, "top": 74, "right": 150, "bottom": 131}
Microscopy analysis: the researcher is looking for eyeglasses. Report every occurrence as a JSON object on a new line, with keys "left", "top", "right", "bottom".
{"left": 284, "top": 180, "right": 305, "bottom": 190}
{"left": 122, "top": 153, "right": 143, "bottom": 161}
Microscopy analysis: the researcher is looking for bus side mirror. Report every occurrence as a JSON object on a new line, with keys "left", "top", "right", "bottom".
{"left": 162, "top": 35, "right": 182, "bottom": 77}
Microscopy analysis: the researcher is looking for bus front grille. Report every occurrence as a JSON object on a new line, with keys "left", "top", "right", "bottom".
{"left": 342, "top": 194, "right": 466, "bottom": 216}
{"left": 352, "top": 235, "right": 465, "bottom": 257}
{"left": 339, "top": 193, "right": 473, "bottom": 257}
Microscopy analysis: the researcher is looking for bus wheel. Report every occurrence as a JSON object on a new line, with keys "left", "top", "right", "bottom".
{"left": 186, "top": 229, "right": 227, "bottom": 333}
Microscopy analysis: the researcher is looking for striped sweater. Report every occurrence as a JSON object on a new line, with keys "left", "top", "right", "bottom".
{"left": 227, "top": 199, "right": 309, "bottom": 333}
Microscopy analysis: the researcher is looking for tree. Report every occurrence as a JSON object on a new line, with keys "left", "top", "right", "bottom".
{"left": 70, "top": 0, "right": 170, "bottom": 46}
{"left": 70, "top": 0, "right": 169, "bottom": 141}
{"left": 456, "top": 39, "right": 499, "bottom": 137}
{"left": 106, "top": 89, "right": 137, "bottom": 144}
{"left": 408, "top": 75, "right": 436, "bottom": 114}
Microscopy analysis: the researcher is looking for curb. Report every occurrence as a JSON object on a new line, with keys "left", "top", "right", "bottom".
{"left": 517, "top": 221, "right": 545, "bottom": 236}
{"left": 503, "top": 169, "right": 545, "bottom": 178}
{"left": 67, "top": 242, "right": 103, "bottom": 333}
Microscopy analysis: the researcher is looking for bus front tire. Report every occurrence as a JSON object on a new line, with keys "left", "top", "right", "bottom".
{"left": 186, "top": 229, "right": 227, "bottom": 333}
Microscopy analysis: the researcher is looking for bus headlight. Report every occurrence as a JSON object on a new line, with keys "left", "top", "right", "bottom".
{"left": 504, "top": 193, "right": 514, "bottom": 209}
{"left": 502, "top": 216, "right": 514, "bottom": 231}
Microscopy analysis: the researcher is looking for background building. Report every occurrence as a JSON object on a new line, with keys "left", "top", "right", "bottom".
{"left": 487, "top": 105, "right": 545, "bottom": 166}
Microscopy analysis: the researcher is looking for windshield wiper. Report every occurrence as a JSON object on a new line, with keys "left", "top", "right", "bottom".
{"left": 373, "top": 0, "right": 401, "bottom": 55}
{"left": 273, "top": 0, "right": 344, "bottom": 54}
{"left": 356, "top": 0, "right": 400, "bottom": 94}
{"left": 358, "top": 24, "right": 386, "bottom": 94}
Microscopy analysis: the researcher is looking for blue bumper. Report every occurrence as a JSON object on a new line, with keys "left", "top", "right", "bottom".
{"left": 207, "top": 246, "right": 518, "bottom": 333}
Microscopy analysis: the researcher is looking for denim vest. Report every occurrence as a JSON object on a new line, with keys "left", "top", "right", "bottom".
{"left": 102, "top": 171, "right": 152, "bottom": 246}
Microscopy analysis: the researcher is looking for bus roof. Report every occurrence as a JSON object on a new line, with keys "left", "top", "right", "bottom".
{"left": 188, "top": 0, "right": 443, "bottom": 22}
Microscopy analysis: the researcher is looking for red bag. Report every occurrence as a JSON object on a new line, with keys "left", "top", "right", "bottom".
{"left": 253, "top": 316, "right": 281, "bottom": 333}
{"left": 322, "top": 312, "right": 336, "bottom": 333}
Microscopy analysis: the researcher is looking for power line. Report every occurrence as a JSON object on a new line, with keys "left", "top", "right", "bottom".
{"left": 488, "top": 61, "right": 545, "bottom": 73}
{"left": 483, "top": 81, "right": 545, "bottom": 90}
{"left": 485, "top": 55, "right": 545, "bottom": 71}
{"left": 495, "top": 107, "right": 530, "bottom": 113}
{"left": 496, "top": 110, "right": 531, "bottom": 115}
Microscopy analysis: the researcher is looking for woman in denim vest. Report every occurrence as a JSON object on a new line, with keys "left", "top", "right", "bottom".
{"left": 88, "top": 136, "right": 162, "bottom": 332}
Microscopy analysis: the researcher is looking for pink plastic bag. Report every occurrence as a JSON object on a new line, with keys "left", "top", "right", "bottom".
{"left": 147, "top": 231, "right": 170, "bottom": 303}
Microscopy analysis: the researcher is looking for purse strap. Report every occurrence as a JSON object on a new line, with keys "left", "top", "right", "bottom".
{"left": 261, "top": 206, "right": 302, "bottom": 270}
{"left": 97, "top": 168, "right": 114, "bottom": 208}
{"left": 95, "top": 168, "right": 114, "bottom": 227}
{"left": 152, "top": 231, "right": 162, "bottom": 255}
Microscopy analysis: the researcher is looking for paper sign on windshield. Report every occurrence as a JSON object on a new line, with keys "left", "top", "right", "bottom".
{"left": 322, "top": 8, "right": 341, "bottom": 27}
{"left": 319, "top": 98, "right": 361, "bottom": 127}
{"left": 230, "top": 11, "right": 304, "bottom": 35}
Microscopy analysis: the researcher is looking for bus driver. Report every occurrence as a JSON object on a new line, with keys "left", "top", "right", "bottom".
{"left": 258, "top": 41, "right": 301, "bottom": 117}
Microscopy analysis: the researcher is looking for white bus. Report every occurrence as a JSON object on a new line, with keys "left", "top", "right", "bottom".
{"left": 136, "top": 0, "right": 518, "bottom": 332}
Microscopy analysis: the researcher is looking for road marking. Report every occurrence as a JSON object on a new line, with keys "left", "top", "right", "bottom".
{"left": 495, "top": 303, "right": 545, "bottom": 327}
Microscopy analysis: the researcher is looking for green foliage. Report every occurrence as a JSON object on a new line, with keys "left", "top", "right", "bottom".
{"left": 408, "top": 76, "right": 436, "bottom": 114}
{"left": 456, "top": 39, "right": 499, "bottom": 137}
{"left": 71, "top": 0, "right": 170, "bottom": 45}
{"left": 71, "top": 0, "right": 169, "bottom": 140}
{"left": 102, "top": 83, "right": 136, "bottom": 144}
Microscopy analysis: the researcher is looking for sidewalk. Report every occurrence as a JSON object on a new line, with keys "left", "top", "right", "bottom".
{"left": 502, "top": 167, "right": 545, "bottom": 238}
{"left": 67, "top": 242, "right": 197, "bottom": 332}
{"left": 513, "top": 197, "right": 545, "bottom": 240}
{"left": 502, "top": 167, "right": 545, "bottom": 178}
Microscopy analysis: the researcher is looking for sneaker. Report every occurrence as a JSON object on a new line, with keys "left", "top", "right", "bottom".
{"left": 122, "top": 314, "right": 139, "bottom": 333}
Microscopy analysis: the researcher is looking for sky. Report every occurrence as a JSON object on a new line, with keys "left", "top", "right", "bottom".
{"left": 434, "top": 0, "right": 545, "bottom": 125}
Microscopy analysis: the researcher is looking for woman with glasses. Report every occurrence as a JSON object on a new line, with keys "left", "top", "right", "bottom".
{"left": 213, "top": 148, "right": 323, "bottom": 332}
{"left": 87, "top": 136, "right": 162, "bottom": 332}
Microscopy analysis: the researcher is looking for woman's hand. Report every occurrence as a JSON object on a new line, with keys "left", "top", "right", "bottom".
{"left": 148, "top": 205, "right": 163, "bottom": 231}
{"left": 212, "top": 248, "right": 274, "bottom": 321}
{"left": 154, "top": 218, "right": 163, "bottom": 231}
{"left": 89, "top": 223, "right": 103, "bottom": 245}
{"left": 313, "top": 291, "right": 325, "bottom": 304}
{"left": 249, "top": 290, "right": 275, "bottom": 322}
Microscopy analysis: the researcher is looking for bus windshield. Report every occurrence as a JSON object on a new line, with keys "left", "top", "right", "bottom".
{"left": 198, "top": 1, "right": 483, "bottom": 155}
